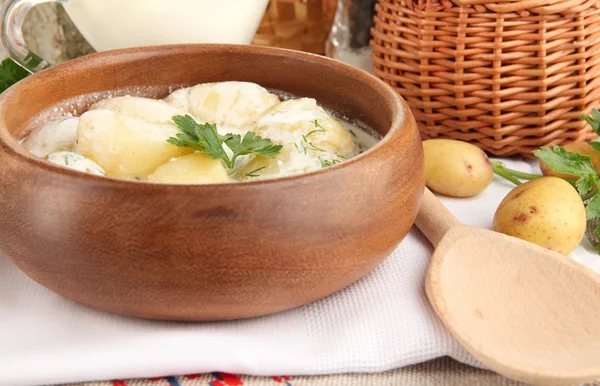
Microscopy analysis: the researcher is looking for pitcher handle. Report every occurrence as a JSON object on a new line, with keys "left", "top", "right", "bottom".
{"left": 1, "top": 0, "right": 66, "bottom": 73}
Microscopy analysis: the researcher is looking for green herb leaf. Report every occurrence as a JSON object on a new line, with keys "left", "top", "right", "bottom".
{"left": 576, "top": 176, "right": 595, "bottom": 196}
{"left": 533, "top": 145, "right": 597, "bottom": 180}
{"left": 592, "top": 109, "right": 600, "bottom": 124}
{"left": 245, "top": 166, "right": 266, "bottom": 178}
{"left": 595, "top": 223, "right": 600, "bottom": 254}
{"left": 225, "top": 132, "right": 283, "bottom": 166}
{"left": 586, "top": 193, "right": 600, "bottom": 220}
{"left": 23, "top": 51, "right": 46, "bottom": 71}
{"left": 0, "top": 58, "right": 30, "bottom": 93}
{"left": 168, "top": 115, "right": 282, "bottom": 169}
{"left": 318, "top": 157, "right": 341, "bottom": 168}
{"left": 581, "top": 109, "right": 600, "bottom": 135}
{"left": 301, "top": 135, "right": 325, "bottom": 152}
{"left": 589, "top": 142, "right": 600, "bottom": 153}
{"left": 168, "top": 116, "right": 227, "bottom": 161}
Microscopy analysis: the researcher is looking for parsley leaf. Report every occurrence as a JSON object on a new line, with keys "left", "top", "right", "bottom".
{"left": 580, "top": 108, "right": 600, "bottom": 135}
{"left": 0, "top": 58, "right": 30, "bottom": 93}
{"left": 533, "top": 145, "right": 597, "bottom": 181}
{"left": 589, "top": 142, "right": 600, "bottom": 153}
{"left": 595, "top": 223, "right": 600, "bottom": 254}
{"left": 587, "top": 193, "right": 600, "bottom": 220}
{"left": 533, "top": 145, "right": 600, "bottom": 196}
{"left": 168, "top": 115, "right": 282, "bottom": 169}
{"left": 225, "top": 131, "right": 283, "bottom": 166}
{"left": 577, "top": 176, "right": 595, "bottom": 196}
{"left": 0, "top": 53, "right": 49, "bottom": 93}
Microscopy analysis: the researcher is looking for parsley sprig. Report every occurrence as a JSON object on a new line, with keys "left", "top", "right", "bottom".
{"left": 167, "top": 115, "right": 282, "bottom": 169}
{"left": 0, "top": 53, "right": 48, "bottom": 93}
{"left": 0, "top": 58, "right": 29, "bottom": 93}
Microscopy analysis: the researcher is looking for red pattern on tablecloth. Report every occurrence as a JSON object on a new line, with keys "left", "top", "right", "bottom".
{"left": 110, "top": 374, "right": 294, "bottom": 386}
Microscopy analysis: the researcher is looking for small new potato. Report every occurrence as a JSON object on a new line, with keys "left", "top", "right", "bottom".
{"left": 91, "top": 96, "right": 187, "bottom": 124}
{"left": 540, "top": 142, "right": 600, "bottom": 179}
{"left": 423, "top": 139, "right": 493, "bottom": 197}
{"left": 236, "top": 144, "right": 318, "bottom": 180}
{"left": 493, "top": 177, "right": 586, "bottom": 255}
{"left": 164, "top": 81, "right": 280, "bottom": 130}
{"left": 22, "top": 117, "right": 79, "bottom": 158}
{"left": 148, "top": 153, "right": 229, "bottom": 184}
{"left": 46, "top": 151, "right": 106, "bottom": 176}
{"left": 256, "top": 98, "right": 357, "bottom": 159}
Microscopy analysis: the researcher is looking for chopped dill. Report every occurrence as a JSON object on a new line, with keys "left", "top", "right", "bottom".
{"left": 310, "top": 119, "right": 326, "bottom": 130}
{"left": 245, "top": 166, "right": 266, "bottom": 178}
{"left": 349, "top": 129, "right": 357, "bottom": 137}
{"left": 302, "top": 135, "right": 325, "bottom": 152}
{"left": 319, "top": 157, "right": 341, "bottom": 168}
{"left": 306, "top": 128, "right": 325, "bottom": 137}
{"left": 306, "top": 120, "right": 327, "bottom": 137}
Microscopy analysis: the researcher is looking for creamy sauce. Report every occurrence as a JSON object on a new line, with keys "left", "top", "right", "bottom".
{"left": 22, "top": 82, "right": 381, "bottom": 184}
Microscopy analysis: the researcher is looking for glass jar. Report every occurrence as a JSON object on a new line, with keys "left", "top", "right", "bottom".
{"left": 325, "top": 0, "right": 377, "bottom": 72}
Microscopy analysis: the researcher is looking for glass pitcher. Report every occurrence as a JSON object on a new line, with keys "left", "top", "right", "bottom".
{"left": 1, "top": 0, "right": 269, "bottom": 72}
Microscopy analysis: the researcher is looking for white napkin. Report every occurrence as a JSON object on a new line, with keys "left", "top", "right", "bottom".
{"left": 1, "top": 158, "right": 598, "bottom": 386}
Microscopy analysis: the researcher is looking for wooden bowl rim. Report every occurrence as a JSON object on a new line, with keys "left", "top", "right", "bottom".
{"left": 0, "top": 44, "right": 406, "bottom": 189}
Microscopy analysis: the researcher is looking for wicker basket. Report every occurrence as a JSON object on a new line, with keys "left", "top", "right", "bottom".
{"left": 371, "top": 0, "right": 600, "bottom": 156}
{"left": 252, "top": 0, "right": 338, "bottom": 54}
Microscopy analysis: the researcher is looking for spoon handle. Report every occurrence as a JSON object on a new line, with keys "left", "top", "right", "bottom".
{"left": 415, "top": 188, "right": 461, "bottom": 247}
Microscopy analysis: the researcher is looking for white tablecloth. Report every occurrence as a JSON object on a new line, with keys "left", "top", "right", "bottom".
{"left": 1, "top": 158, "right": 598, "bottom": 386}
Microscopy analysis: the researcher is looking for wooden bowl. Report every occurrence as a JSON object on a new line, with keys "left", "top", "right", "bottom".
{"left": 0, "top": 45, "right": 424, "bottom": 321}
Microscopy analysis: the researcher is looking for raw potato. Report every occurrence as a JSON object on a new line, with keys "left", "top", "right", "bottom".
{"left": 493, "top": 177, "right": 586, "bottom": 255}
{"left": 423, "top": 139, "right": 493, "bottom": 197}
{"left": 540, "top": 142, "right": 600, "bottom": 179}
{"left": 76, "top": 110, "right": 192, "bottom": 178}
{"left": 22, "top": 117, "right": 79, "bottom": 158}
{"left": 91, "top": 96, "right": 187, "bottom": 124}
{"left": 164, "top": 81, "right": 280, "bottom": 131}
{"left": 148, "top": 153, "right": 229, "bottom": 184}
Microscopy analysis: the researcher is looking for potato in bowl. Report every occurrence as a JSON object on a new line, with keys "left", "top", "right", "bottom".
{"left": 22, "top": 83, "right": 379, "bottom": 184}
{"left": 0, "top": 45, "right": 424, "bottom": 321}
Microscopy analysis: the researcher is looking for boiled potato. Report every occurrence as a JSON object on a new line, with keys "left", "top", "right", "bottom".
{"left": 76, "top": 110, "right": 192, "bottom": 179}
{"left": 46, "top": 151, "right": 106, "bottom": 176}
{"left": 236, "top": 144, "right": 318, "bottom": 180}
{"left": 540, "top": 142, "right": 600, "bottom": 180}
{"left": 148, "top": 153, "right": 229, "bottom": 184}
{"left": 22, "top": 117, "right": 79, "bottom": 158}
{"left": 423, "top": 139, "right": 493, "bottom": 197}
{"left": 493, "top": 177, "right": 586, "bottom": 255}
{"left": 91, "top": 96, "right": 186, "bottom": 123}
{"left": 256, "top": 98, "right": 358, "bottom": 160}
{"left": 164, "top": 82, "right": 280, "bottom": 131}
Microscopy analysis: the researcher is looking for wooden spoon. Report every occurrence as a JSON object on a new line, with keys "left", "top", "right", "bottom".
{"left": 415, "top": 188, "right": 600, "bottom": 386}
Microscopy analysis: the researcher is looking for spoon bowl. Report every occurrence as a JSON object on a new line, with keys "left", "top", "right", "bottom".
{"left": 417, "top": 189, "right": 600, "bottom": 385}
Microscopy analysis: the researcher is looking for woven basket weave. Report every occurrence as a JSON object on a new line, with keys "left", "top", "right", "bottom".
{"left": 371, "top": 0, "right": 600, "bottom": 156}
